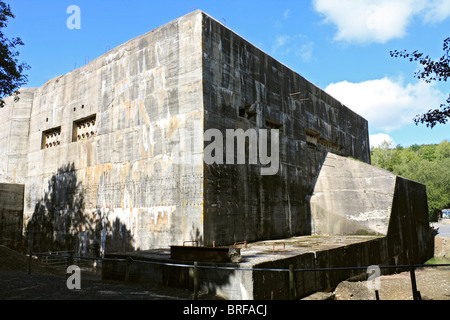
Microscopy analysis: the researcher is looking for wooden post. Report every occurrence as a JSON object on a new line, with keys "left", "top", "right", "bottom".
{"left": 68, "top": 252, "right": 74, "bottom": 267}
{"left": 289, "top": 264, "right": 295, "bottom": 300}
{"left": 124, "top": 257, "right": 133, "bottom": 282}
{"left": 193, "top": 261, "right": 199, "bottom": 300}
{"left": 409, "top": 262, "right": 419, "bottom": 300}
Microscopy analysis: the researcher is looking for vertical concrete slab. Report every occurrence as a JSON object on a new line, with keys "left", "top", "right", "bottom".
{"left": 387, "top": 177, "right": 433, "bottom": 264}
{"left": 0, "top": 184, "right": 24, "bottom": 247}
{"left": 0, "top": 88, "right": 36, "bottom": 184}
{"left": 310, "top": 153, "right": 396, "bottom": 236}
{"left": 309, "top": 153, "right": 433, "bottom": 265}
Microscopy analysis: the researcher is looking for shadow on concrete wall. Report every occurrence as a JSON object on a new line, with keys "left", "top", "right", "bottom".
{"left": 202, "top": 147, "right": 329, "bottom": 247}
{"left": 25, "top": 163, "right": 134, "bottom": 255}
{"left": 0, "top": 184, "right": 24, "bottom": 251}
{"left": 386, "top": 176, "right": 434, "bottom": 265}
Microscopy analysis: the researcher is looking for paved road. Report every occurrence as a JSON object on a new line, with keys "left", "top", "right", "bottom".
{"left": 432, "top": 220, "right": 450, "bottom": 237}
{"left": 0, "top": 269, "right": 190, "bottom": 300}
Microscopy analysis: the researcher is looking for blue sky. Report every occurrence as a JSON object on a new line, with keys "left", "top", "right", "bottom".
{"left": 6, "top": 0, "right": 450, "bottom": 148}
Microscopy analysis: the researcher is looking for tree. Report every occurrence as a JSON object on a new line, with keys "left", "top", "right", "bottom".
{"left": 0, "top": 1, "right": 29, "bottom": 107}
{"left": 370, "top": 140, "right": 450, "bottom": 221}
{"left": 390, "top": 37, "right": 449, "bottom": 128}
{"left": 370, "top": 140, "right": 398, "bottom": 171}
{"left": 435, "top": 139, "right": 450, "bottom": 159}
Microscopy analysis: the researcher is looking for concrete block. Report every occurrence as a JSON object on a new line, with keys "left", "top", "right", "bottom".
{"left": 434, "top": 236, "right": 450, "bottom": 258}
{"left": 0, "top": 184, "right": 24, "bottom": 246}
{"left": 310, "top": 153, "right": 433, "bottom": 265}
{"left": 0, "top": 10, "right": 430, "bottom": 269}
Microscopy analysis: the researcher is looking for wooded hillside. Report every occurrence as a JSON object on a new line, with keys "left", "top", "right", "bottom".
{"left": 370, "top": 140, "right": 449, "bottom": 221}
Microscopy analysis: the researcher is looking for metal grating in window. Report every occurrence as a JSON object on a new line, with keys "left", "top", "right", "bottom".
{"left": 73, "top": 114, "right": 97, "bottom": 142}
{"left": 42, "top": 127, "right": 61, "bottom": 149}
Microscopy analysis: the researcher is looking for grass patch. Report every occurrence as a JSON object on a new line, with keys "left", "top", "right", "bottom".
{"left": 425, "top": 257, "right": 450, "bottom": 265}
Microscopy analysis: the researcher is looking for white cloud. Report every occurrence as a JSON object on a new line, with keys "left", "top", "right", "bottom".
{"left": 283, "top": 9, "right": 291, "bottom": 20}
{"left": 273, "top": 35, "right": 291, "bottom": 50}
{"left": 272, "top": 34, "right": 314, "bottom": 63}
{"left": 313, "top": 0, "right": 450, "bottom": 43}
{"left": 422, "top": 0, "right": 450, "bottom": 23}
{"left": 299, "top": 41, "right": 314, "bottom": 62}
{"left": 369, "top": 133, "right": 396, "bottom": 148}
{"left": 324, "top": 77, "right": 446, "bottom": 132}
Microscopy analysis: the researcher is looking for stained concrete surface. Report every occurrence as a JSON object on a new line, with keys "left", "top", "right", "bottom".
{"left": 0, "top": 184, "right": 24, "bottom": 246}
{"left": 104, "top": 235, "right": 388, "bottom": 299}
{"left": 0, "top": 10, "right": 372, "bottom": 254}
{"left": 114, "top": 235, "right": 382, "bottom": 263}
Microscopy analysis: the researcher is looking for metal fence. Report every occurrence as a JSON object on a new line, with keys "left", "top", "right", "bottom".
{"left": 28, "top": 250, "right": 450, "bottom": 300}
{"left": 38, "top": 251, "right": 76, "bottom": 267}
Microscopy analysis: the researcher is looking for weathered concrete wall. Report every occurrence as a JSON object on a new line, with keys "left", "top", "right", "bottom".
{"left": 387, "top": 176, "right": 433, "bottom": 264}
{"left": 201, "top": 13, "right": 370, "bottom": 246}
{"left": 309, "top": 153, "right": 433, "bottom": 264}
{"left": 2, "top": 11, "right": 205, "bottom": 253}
{"left": 251, "top": 238, "right": 389, "bottom": 299}
{"left": 310, "top": 153, "right": 395, "bottom": 236}
{"left": 0, "top": 184, "right": 24, "bottom": 247}
{"left": 1, "top": 10, "right": 376, "bottom": 253}
{"left": 102, "top": 235, "right": 412, "bottom": 300}
{"left": 0, "top": 88, "right": 36, "bottom": 184}
{"left": 434, "top": 236, "right": 450, "bottom": 258}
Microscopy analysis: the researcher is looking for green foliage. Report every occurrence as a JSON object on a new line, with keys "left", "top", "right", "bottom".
{"left": 390, "top": 37, "right": 450, "bottom": 128}
{"left": 371, "top": 140, "right": 450, "bottom": 221}
{"left": 0, "top": 1, "right": 30, "bottom": 107}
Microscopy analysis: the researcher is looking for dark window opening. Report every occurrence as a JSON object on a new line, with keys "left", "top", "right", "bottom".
{"left": 238, "top": 103, "right": 257, "bottom": 122}
{"left": 42, "top": 127, "right": 61, "bottom": 149}
{"left": 305, "top": 128, "right": 342, "bottom": 151}
{"left": 305, "top": 129, "right": 320, "bottom": 148}
{"left": 265, "top": 118, "right": 283, "bottom": 130}
{"left": 73, "top": 114, "right": 97, "bottom": 142}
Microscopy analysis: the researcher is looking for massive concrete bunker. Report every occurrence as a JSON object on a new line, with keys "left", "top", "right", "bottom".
{"left": 0, "top": 11, "right": 432, "bottom": 297}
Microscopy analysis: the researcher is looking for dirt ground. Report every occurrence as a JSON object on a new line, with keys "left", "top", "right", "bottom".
{"left": 0, "top": 245, "right": 217, "bottom": 300}
{"left": 333, "top": 266, "right": 450, "bottom": 300}
{"left": 1, "top": 245, "right": 449, "bottom": 300}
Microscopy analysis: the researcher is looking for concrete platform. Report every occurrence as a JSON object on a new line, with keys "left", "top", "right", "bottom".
{"left": 103, "top": 235, "right": 398, "bottom": 300}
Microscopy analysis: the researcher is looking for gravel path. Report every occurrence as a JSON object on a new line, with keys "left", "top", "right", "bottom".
{"left": 432, "top": 220, "right": 450, "bottom": 237}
